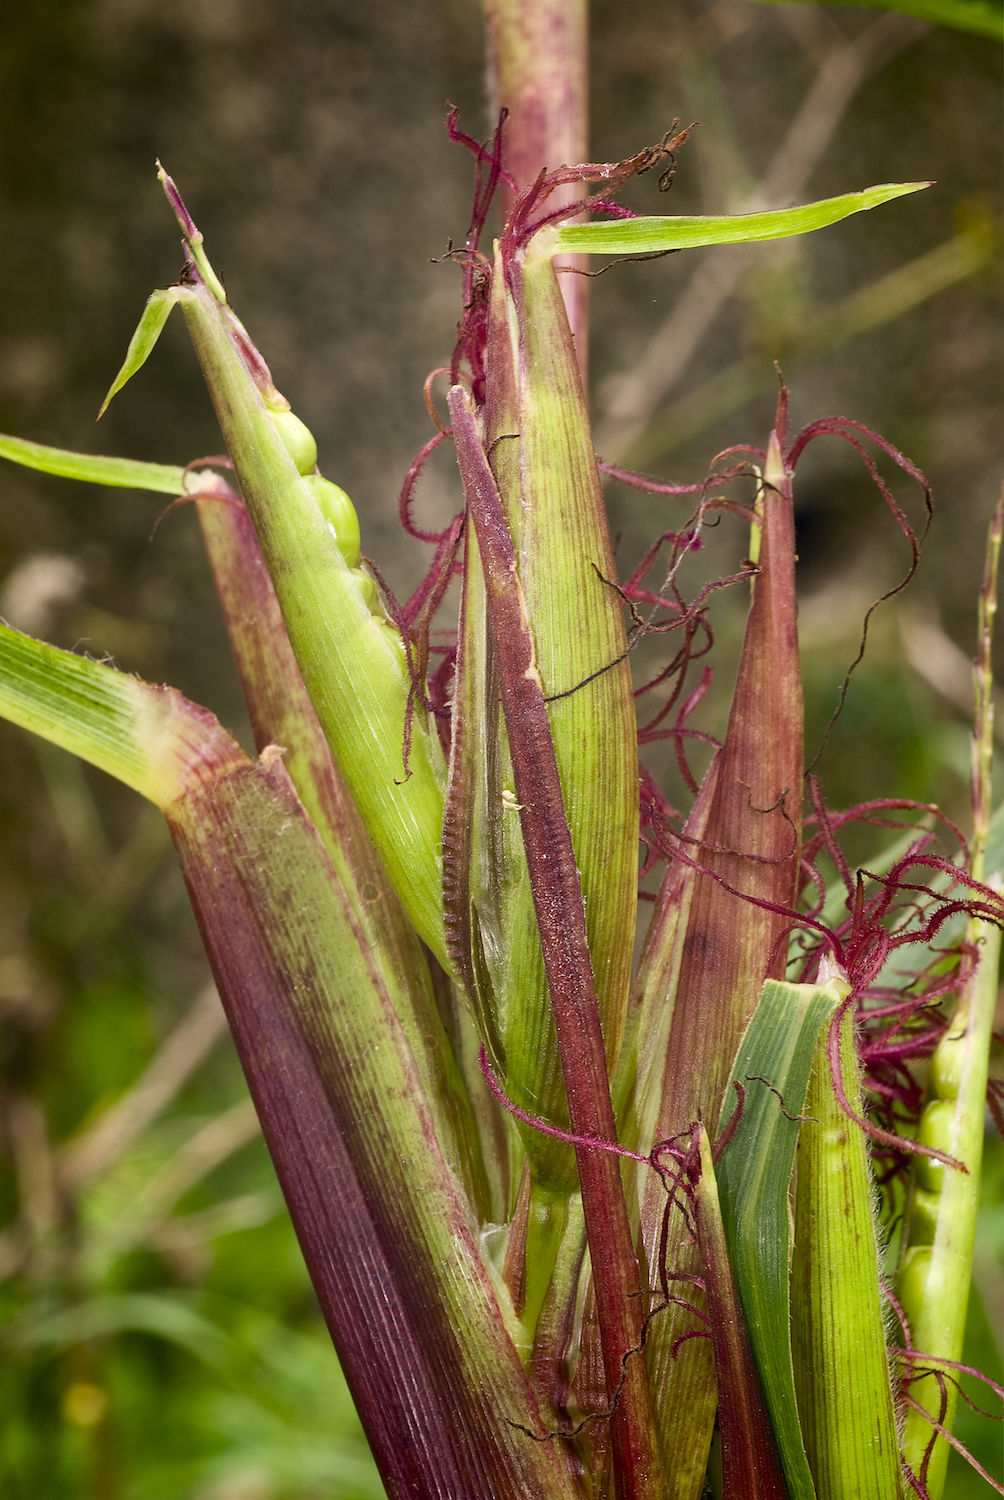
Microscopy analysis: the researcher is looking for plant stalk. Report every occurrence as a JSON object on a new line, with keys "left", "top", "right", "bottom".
{"left": 898, "top": 493, "right": 1004, "bottom": 1497}
{"left": 482, "top": 0, "right": 589, "bottom": 361}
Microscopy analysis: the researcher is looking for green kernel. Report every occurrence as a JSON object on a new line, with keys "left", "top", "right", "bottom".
{"left": 915, "top": 1099, "right": 955, "bottom": 1193}
{"left": 303, "top": 474, "right": 361, "bottom": 566}
{"left": 909, "top": 1187, "right": 940, "bottom": 1245}
{"left": 896, "top": 1243, "right": 932, "bottom": 1327}
{"left": 350, "top": 566, "right": 378, "bottom": 612}
{"left": 270, "top": 409, "right": 318, "bottom": 476}
{"left": 927, "top": 1030, "right": 963, "bottom": 1102}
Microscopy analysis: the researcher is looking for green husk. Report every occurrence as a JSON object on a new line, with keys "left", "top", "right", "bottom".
{"left": 190, "top": 483, "right": 494, "bottom": 1223}
{"left": 450, "top": 381, "right": 667, "bottom": 1500}
{"left": 716, "top": 974, "right": 850, "bottom": 1500}
{"left": 792, "top": 1006, "right": 904, "bottom": 1500}
{"left": 176, "top": 277, "right": 449, "bottom": 965}
{"left": 447, "top": 244, "right": 637, "bottom": 1201}
{"left": 693, "top": 1126, "right": 789, "bottom": 1500}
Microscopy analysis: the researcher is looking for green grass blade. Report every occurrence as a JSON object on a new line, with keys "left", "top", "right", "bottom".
{"left": 0, "top": 432, "right": 186, "bottom": 495}
{"left": 715, "top": 975, "right": 850, "bottom": 1500}
{"left": 542, "top": 183, "right": 929, "bottom": 258}
{"left": 98, "top": 287, "right": 184, "bottom": 417}
{"left": 750, "top": 0, "right": 1002, "bottom": 39}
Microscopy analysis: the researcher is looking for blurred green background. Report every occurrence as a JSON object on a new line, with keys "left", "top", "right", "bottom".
{"left": 0, "top": 1, "right": 1000, "bottom": 1495}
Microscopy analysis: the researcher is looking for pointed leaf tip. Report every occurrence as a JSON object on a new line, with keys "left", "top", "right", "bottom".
{"left": 98, "top": 287, "right": 185, "bottom": 418}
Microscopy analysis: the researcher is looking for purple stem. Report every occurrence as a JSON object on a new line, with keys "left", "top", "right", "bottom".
{"left": 482, "top": 0, "right": 589, "bottom": 365}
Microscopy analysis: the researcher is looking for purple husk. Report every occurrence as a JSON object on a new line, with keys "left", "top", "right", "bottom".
{"left": 167, "top": 746, "right": 578, "bottom": 1500}
{"left": 448, "top": 383, "right": 665, "bottom": 1500}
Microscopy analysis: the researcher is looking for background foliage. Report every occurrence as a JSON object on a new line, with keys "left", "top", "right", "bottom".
{"left": 0, "top": 1, "right": 1000, "bottom": 1495}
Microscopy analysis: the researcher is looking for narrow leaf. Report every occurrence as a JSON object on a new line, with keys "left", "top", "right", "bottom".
{"left": 541, "top": 183, "right": 929, "bottom": 258}
{"left": 0, "top": 432, "right": 186, "bottom": 495}
{"left": 98, "top": 287, "right": 184, "bottom": 417}
{"left": 715, "top": 975, "right": 850, "bottom": 1500}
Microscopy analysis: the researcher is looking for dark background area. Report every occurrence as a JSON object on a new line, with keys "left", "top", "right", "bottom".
{"left": 0, "top": 1, "right": 1000, "bottom": 1496}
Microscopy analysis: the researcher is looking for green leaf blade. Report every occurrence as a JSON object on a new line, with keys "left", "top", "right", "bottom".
{"left": 0, "top": 432, "right": 187, "bottom": 495}
{"left": 546, "top": 182, "right": 930, "bottom": 258}
{"left": 0, "top": 622, "right": 244, "bottom": 808}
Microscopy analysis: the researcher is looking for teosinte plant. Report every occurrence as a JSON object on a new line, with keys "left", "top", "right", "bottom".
{"left": 0, "top": 9, "right": 1001, "bottom": 1499}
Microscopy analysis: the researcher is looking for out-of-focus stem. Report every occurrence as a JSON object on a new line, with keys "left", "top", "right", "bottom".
{"left": 969, "top": 496, "right": 1002, "bottom": 872}
{"left": 595, "top": 10, "right": 926, "bottom": 461}
{"left": 482, "top": 0, "right": 589, "bottom": 363}
{"left": 898, "top": 493, "right": 1004, "bottom": 1498}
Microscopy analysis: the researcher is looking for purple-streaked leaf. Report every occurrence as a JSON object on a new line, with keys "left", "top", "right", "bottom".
{"left": 0, "top": 625, "right": 579, "bottom": 1500}
{"left": 187, "top": 471, "right": 496, "bottom": 1220}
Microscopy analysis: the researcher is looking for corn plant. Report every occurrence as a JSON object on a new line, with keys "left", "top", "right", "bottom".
{"left": 0, "top": 1, "right": 1001, "bottom": 1497}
